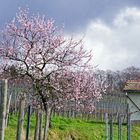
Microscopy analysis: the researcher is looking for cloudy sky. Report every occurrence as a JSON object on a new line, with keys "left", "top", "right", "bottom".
{"left": 0, "top": 0, "right": 140, "bottom": 70}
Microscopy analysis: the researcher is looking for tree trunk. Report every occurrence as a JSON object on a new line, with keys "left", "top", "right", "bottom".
{"left": 34, "top": 109, "right": 40, "bottom": 140}
{"left": 43, "top": 106, "right": 52, "bottom": 140}
{"left": 0, "top": 80, "right": 8, "bottom": 140}
{"left": 5, "top": 92, "right": 12, "bottom": 127}
{"left": 16, "top": 95, "right": 25, "bottom": 140}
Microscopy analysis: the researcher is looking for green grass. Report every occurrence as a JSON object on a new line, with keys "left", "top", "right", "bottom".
{"left": 5, "top": 115, "right": 140, "bottom": 140}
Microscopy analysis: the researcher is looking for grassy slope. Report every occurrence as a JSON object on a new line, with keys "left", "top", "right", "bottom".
{"left": 5, "top": 115, "right": 140, "bottom": 140}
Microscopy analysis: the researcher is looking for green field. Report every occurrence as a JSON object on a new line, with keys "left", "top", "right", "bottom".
{"left": 5, "top": 115, "right": 140, "bottom": 140}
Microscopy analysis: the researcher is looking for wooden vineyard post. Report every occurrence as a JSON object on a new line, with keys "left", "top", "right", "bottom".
{"left": 39, "top": 110, "right": 43, "bottom": 140}
{"left": 0, "top": 80, "right": 8, "bottom": 140}
{"left": 26, "top": 105, "right": 31, "bottom": 140}
{"left": 43, "top": 106, "right": 52, "bottom": 140}
{"left": 34, "top": 109, "right": 43, "bottom": 140}
{"left": 34, "top": 109, "right": 40, "bottom": 140}
{"left": 118, "top": 115, "right": 122, "bottom": 140}
{"left": 105, "top": 113, "right": 108, "bottom": 140}
{"left": 110, "top": 114, "right": 113, "bottom": 140}
{"left": 5, "top": 92, "right": 12, "bottom": 127}
{"left": 16, "top": 95, "right": 25, "bottom": 140}
{"left": 127, "top": 113, "right": 131, "bottom": 140}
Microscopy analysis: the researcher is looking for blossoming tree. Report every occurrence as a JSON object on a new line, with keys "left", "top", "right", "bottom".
{"left": 0, "top": 9, "right": 103, "bottom": 139}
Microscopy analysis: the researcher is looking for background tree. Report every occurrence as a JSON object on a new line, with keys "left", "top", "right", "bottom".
{"left": 121, "top": 66, "right": 140, "bottom": 81}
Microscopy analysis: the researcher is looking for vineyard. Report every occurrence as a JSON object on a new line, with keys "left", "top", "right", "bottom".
{"left": 0, "top": 79, "right": 139, "bottom": 140}
{"left": 0, "top": 8, "right": 140, "bottom": 140}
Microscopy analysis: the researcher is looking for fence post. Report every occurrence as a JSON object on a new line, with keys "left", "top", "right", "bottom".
{"left": 110, "top": 114, "right": 113, "bottom": 140}
{"left": 34, "top": 109, "right": 40, "bottom": 140}
{"left": 118, "top": 115, "right": 122, "bottom": 140}
{"left": 39, "top": 110, "right": 43, "bottom": 140}
{"left": 127, "top": 113, "right": 131, "bottom": 140}
{"left": 0, "top": 80, "right": 8, "bottom": 140}
{"left": 105, "top": 113, "right": 108, "bottom": 140}
{"left": 26, "top": 105, "right": 31, "bottom": 140}
{"left": 16, "top": 95, "right": 25, "bottom": 140}
{"left": 5, "top": 92, "right": 12, "bottom": 127}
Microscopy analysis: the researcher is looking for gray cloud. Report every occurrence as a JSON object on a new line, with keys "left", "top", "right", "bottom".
{"left": 83, "top": 7, "right": 140, "bottom": 70}
{"left": 1, "top": 0, "right": 140, "bottom": 32}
